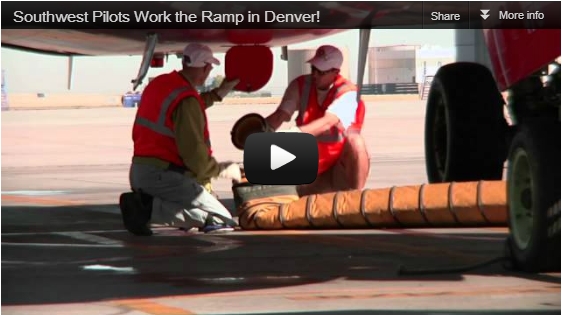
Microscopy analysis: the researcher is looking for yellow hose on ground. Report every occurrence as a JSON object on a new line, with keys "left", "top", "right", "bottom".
{"left": 233, "top": 180, "right": 507, "bottom": 230}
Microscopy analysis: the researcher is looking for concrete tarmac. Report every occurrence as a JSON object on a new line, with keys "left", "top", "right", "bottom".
{"left": 2, "top": 101, "right": 560, "bottom": 315}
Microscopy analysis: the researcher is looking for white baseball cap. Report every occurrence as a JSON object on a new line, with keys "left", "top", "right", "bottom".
{"left": 307, "top": 45, "right": 343, "bottom": 71}
{"left": 183, "top": 43, "right": 220, "bottom": 68}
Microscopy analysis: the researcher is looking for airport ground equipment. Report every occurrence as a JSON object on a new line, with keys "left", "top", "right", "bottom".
{"left": 232, "top": 173, "right": 508, "bottom": 230}
{"left": 231, "top": 113, "right": 270, "bottom": 150}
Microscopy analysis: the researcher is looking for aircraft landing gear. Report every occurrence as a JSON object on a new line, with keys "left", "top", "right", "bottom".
{"left": 506, "top": 119, "right": 561, "bottom": 272}
{"left": 131, "top": 32, "right": 158, "bottom": 91}
{"left": 424, "top": 62, "right": 509, "bottom": 183}
{"left": 356, "top": 29, "right": 370, "bottom": 103}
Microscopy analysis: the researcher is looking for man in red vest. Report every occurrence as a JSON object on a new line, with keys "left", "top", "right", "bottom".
{"left": 265, "top": 45, "right": 370, "bottom": 196}
{"left": 119, "top": 43, "right": 241, "bottom": 236}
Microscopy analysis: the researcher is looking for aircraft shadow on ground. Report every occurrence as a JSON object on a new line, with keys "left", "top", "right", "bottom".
{"left": 2, "top": 203, "right": 560, "bottom": 306}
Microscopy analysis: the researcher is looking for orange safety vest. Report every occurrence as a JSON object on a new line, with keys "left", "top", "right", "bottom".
{"left": 132, "top": 70, "right": 212, "bottom": 168}
{"left": 295, "top": 74, "right": 365, "bottom": 175}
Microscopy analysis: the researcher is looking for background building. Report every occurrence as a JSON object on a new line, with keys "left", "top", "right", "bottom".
{"left": 368, "top": 45, "right": 418, "bottom": 84}
{"left": 285, "top": 44, "right": 455, "bottom": 95}
{"left": 367, "top": 45, "right": 456, "bottom": 85}
{"left": 415, "top": 46, "right": 456, "bottom": 83}
{"left": 359, "top": 44, "right": 455, "bottom": 95}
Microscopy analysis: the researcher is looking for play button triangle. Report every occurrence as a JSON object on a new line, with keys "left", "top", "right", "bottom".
{"left": 270, "top": 144, "right": 296, "bottom": 170}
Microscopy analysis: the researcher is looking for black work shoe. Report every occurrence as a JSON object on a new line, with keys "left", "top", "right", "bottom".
{"left": 119, "top": 191, "right": 153, "bottom": 236}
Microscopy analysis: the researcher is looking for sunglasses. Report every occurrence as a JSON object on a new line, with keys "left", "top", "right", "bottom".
{"left": 311, "top": 66, "right": 335, "bottom": 76}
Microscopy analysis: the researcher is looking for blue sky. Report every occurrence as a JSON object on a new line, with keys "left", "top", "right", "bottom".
{"left": 2, "top": 29, "right": 456, "bottom": 94}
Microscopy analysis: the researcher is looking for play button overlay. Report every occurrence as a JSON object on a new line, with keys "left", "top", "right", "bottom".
{"left": 270, "top": 144, "right": 295, "bottom": 170}
{"left": 244, "top": 133, "right": 318, "bottom": 185}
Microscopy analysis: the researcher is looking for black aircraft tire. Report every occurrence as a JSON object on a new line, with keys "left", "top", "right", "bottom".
{"left": 425, "top": 62, "right": 509, "bottom": 183}
{"left": 506, "top": 119, "right": 561, "bottom": 272}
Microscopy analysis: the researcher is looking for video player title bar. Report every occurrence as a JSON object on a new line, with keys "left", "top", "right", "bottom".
{"left": 2, "top": 1, "right": 560, "bottom": 29}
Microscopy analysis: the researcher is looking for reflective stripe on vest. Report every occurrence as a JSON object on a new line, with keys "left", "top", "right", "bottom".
{"left": 297, "top": 75, "right": 344, "bottom": 143}
{"left": 134, "top": 86, "right": 212, "bottom": 147}
{"left": 135, "top": 86, "right": 189, "bottom": 138}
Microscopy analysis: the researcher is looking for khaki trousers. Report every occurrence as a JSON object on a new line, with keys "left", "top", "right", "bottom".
{"left": 129, "top": 163, "right": 237, "bottom": 229}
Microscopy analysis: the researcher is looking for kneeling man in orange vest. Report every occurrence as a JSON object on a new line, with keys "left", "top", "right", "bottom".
{"left": 265, "top": 45, "right": 370, "bottom": 196}
{"left": 119, "top": 43, "right": 241, "bottom": 236}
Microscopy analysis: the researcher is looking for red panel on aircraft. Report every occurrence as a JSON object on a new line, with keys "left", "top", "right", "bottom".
{"left": 150, "top": 55, "right": 164, "bottom": 68}
{"left": 226, "top": 30, "right": 273, "bottom": 45}
{"left": 225, "top": 46, "right": 273, "bottom": 92}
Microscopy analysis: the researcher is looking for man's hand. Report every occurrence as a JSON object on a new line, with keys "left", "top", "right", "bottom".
{"left": 276, "top": 126, "right": 302, "bottom": 133}
{"left": 216, "top": 78, "right": 241, "bottom": 99}
{"left": 216, "top": 162, "right": 242, "bottom": 181}
{"left": 265, "top": 109, "right": 292, "bottom": 131}
{"left": 264, "top": 121, "right": 276, "bottom": 132}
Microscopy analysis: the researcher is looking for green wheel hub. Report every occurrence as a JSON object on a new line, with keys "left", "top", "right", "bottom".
{"left": 508, "top": 147, "right": 534, "bottom": 250}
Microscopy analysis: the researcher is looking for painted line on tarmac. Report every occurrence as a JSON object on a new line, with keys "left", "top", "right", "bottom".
{"left": 2, "top": 190, "right": 69, "bottom": 196}
{"left": 2, "top": 231, "right": 125, "bottom": 248}
{"left": 1, "top": 242, "right": 123, "bottom": 248}
{"left": 1, "top": 230, "right": 240, "bottom": 252}
{"left": 285, "top": 284, "right": 561, "bottom": 301}
{"left": 2, "top": 256, "right": 131, "bottom": 266}
{"left": 103, "top": 282, "right": 560, "bottom": 304}
{"left": 193, "top": 235, "right": 243, "bottom": 253}
{"left": 54, "top": 231, "right": 124, "bottom": 246}
{"left": 1, "top": 227, "right": 175, "bottom": 236}
{"left": 111, "top": 299, "right": 196, "bottom": 315}
{"left": 3, "top": 194, "right": 129, "bottom": 215}
{"left": 2, "top": 194, "right": 82, "bottom": 206}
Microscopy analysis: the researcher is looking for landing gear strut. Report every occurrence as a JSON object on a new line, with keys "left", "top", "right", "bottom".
{"left": 131, "top": 33, "right": 158, "bottom": 91}
{"left": 506, "top": 119, "right": 561, "bottom": 272}
{"left": 505, "top": 62, "right": 561, "bottom": 273}
{"left": 356, "top": 29, "right": 370, "bottom": 102}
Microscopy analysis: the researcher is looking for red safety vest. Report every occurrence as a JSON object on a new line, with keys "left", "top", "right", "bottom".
{"left": 295, "top": 74, "right": 365, "bottom": 175}
{"left": 132, "top": 70, "right": 212, "bottom": 167}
